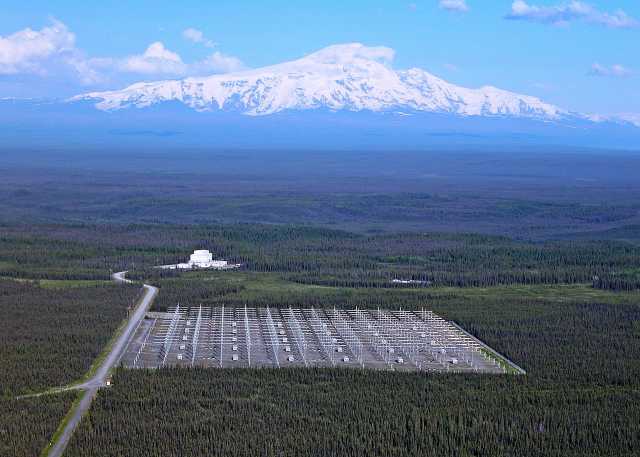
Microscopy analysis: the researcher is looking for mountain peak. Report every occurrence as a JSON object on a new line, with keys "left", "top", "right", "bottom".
{"left": 72, "top": 43, "right": 565, "bottom": 120}
{"left": 298, "top": 43, "right": 396, "bottom": 66}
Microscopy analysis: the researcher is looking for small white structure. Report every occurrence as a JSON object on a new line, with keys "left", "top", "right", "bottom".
{"left": 158, "top": 249, "right": 241, "bottom": 271}
{"left": 177, "top": 353, "right": 183, "bottom": 360}
{"left": 232, "top": 354, "right": 239, "bottom": 361}
{"left": 391, "top": 279, "right": 429, "bottom": 285}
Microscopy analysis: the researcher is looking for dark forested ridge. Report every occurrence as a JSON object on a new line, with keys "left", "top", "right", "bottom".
{"left": 3, "top": 154, "right": 640, "bottom": 239}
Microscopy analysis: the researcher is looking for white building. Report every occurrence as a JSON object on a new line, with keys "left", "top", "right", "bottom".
{"left": 188, "top": 250, "right": 228, "bottom": 268}
{"left": 158, "top": 249, "right": 240, "bottom": 270}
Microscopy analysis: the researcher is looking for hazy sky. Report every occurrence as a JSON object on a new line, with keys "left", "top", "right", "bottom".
{"left": 1, "top": 1, "right": 638, "bottom": 116}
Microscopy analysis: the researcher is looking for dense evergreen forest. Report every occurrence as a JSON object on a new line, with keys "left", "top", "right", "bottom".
{"left": 1, "top": 220, "right": 639, "bottom": 456}
{"left": 3, "top": 223, "right": 640, "bottom": 290}
{"left": 67, "top": 289, "right": 640, "bottom": 456}
{"left": 0, "top": 392, "right": 76, "bottom": 457}
{"left": 0, "top": 280, "right": 140, "bottom": 397}
{"left": 0, "top": 272, "right": 139, "bottom": 457}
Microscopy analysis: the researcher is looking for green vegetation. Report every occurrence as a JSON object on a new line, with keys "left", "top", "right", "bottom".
{"left": 121, "top": 270, "right": 640, "bottom": 385}
{"left": 122, "top": 224, "right": 640, "bottom": 294}
{"left": 142, "top": 267, "right": 640, "bottom": 310}
{"left": 0, "top": 279, "right": 140, "bottom": 396}
{"left": 593, "top": 267, "right": 640, "bottom": 291}
{"left": 1, "top": 219, "right": 640, "bottom": 456}
{"left": 0, "top": 392, "right": 75, "bottom": 457}
{"left": 3, "top": 223, "right": 640, "bottom": 292}
{"left": 39, "top": 390, "right": 85, "bottom": 457}
{"left": 37, "top": 279, "right": 113, "bottom": 289}
{"left": 478, "top": 347, "right": 522, "bottom": 375}
{"left": 68, "top": 262, "right": 640, "bottom": 456}
{"left": 68, "top": 356, "right": 640, "bottom": 457}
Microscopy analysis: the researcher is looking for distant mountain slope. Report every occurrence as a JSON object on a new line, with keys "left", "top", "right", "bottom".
{"left": 73, "top": 43, "right": 566, "bottom": 120}
{"left": 1, "top": 44, "right": 637, "bottom": 150}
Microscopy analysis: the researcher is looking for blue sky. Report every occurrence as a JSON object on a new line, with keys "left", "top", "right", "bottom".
{"left": 0, "top": 0, "right": 638, "bottom": 116}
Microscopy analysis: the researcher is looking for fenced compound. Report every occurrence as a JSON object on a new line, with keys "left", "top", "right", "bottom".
{"left": 121, "top": 306, "right": 508, "bottom": 373}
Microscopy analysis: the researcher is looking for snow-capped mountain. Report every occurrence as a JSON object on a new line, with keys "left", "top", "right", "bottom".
{"left": 73, "top": 43, "right": 566, "bottom": 120}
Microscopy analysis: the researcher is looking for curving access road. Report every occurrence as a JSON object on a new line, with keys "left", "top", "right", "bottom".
{"left": 47, "top": 272, "right": 158, "bottom": 457}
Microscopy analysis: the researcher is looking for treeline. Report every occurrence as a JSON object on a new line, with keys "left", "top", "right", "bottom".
{"left": 593, "top": 272, "right": 640, "bottom": 291}
{"left": 0, "top": 280, "right": 140, "bottom": 396}
{"left": 3, "top": 223, "right": 640, "bottom": 290}
{"left": 145, "top": 272, "right": 458, "bottom": 313}
{"left": 285, "top": 267, "right": 600, "bottom": 288}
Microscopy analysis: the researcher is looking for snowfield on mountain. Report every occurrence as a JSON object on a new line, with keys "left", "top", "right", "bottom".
{"left": 73, "top": 43, "right": 566, "bottom": 120}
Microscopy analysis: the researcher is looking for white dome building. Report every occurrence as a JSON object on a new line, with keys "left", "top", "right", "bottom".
{"left": 187, "top": 250, "right": 229, "bottom": 268}
{"left": 189, "top": 250, "right": 214, "bottom": 266}
{"left": 158, "top": 249, "right": 239, "bottom": 270}
{"left": 156, "top": 249, "right": 241, "bottom": 270}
